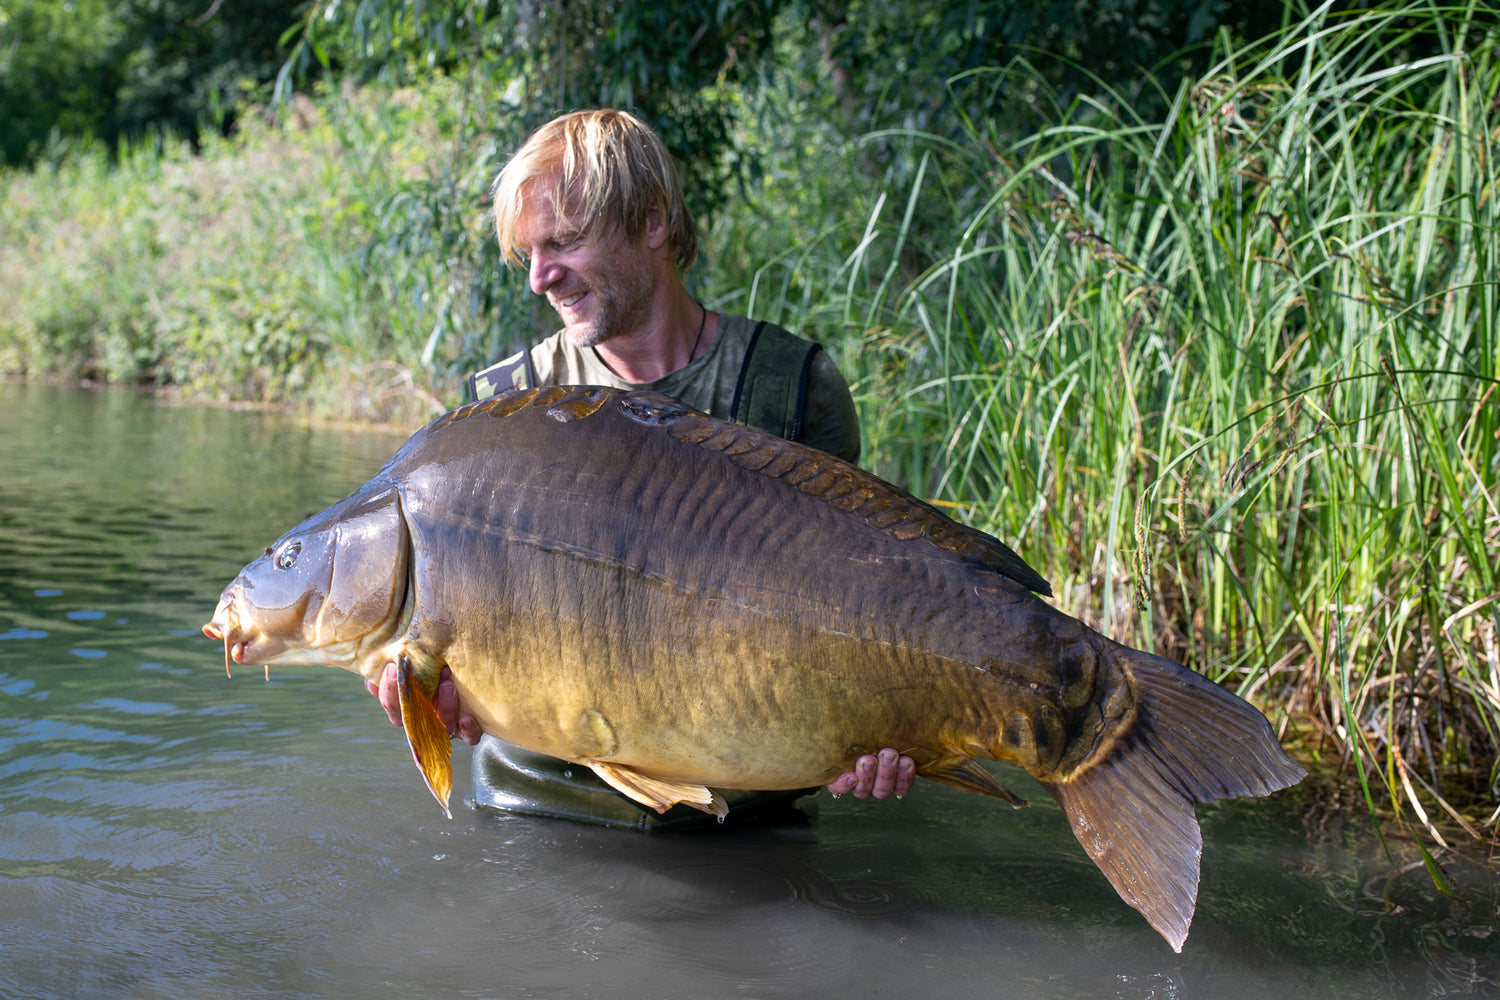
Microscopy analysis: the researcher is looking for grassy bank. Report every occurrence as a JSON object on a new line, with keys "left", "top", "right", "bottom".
{"left": 2, "top": 2, "right": 1496, "bottom": 851}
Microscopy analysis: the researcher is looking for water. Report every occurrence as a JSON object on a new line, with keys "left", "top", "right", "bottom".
{"left": 0, "top": 381, "right": 1495, "bottom": 999}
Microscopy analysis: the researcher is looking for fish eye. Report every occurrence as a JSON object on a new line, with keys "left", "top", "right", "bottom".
{"left": 275, "top": 541, "right": 302, "bottom": 570}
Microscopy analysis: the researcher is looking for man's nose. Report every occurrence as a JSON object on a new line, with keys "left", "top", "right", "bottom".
{"left": 529, "top": 252, "right": 563, "bottom": 295}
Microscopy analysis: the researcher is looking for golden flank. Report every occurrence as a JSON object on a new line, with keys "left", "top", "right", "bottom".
{"left": 205, "top": 385, "right": 1304, "bottom": 951}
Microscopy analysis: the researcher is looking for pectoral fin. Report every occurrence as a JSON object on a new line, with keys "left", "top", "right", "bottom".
{"left": 586, "top": 760, "right": 728, "bottom": 820}
{"left": 396, "top": 652, "right": 454, "bottom": 819}
{"left": 917, "top": 753, "right": 1028, "bottom": 807}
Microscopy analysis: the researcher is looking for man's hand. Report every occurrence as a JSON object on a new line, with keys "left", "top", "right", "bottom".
{"left": 365, "top": 663, "right": 914, "bottom": 799}
{"left": 826, "top": 747, "right": 916, "bottom": 800}
{"left": 366, "top": 662, "right": 483, "bottom": 746}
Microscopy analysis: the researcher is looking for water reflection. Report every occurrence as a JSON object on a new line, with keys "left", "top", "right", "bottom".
{"left": 0, "top": 382, "right": 1494, "bottom": 999}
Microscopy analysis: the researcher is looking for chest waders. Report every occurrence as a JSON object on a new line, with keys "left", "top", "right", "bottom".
{"left": 462, "top": 323, "right": 826, "bottom": 830}
{"left": 466, "top": 322, "right": 823, "bottom": 443}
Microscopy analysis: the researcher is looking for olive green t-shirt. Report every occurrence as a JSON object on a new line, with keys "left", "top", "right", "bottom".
{"left": 525, "top": 313, "right": 861, "bottom": 463}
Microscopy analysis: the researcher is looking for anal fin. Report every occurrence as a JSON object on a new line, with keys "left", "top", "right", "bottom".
{"left": 917, "top": 753, "right": 1028, "bottom": 807}
{"left": 396, "top": 653, "right": 454, "bottom": 819}
{"left": 586, "top": 760, "right": 728, "bottom": 820}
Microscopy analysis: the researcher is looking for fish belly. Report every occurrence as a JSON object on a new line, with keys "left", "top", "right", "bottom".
{"left": 442, "top": 559, "right": 1006, "bottom": 790}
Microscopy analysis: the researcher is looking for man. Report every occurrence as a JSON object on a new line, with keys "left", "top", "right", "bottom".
{"left": 370, "top": 109, "right": 915, "bottom": 828}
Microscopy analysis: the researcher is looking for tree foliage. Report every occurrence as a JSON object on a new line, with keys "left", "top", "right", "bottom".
{"left": 279, "top": 0, "right": 781, "bottom": 222}
{"left": 1, "top": 0, "right": 1465, "bottom": 183}
{"left": 0, "top": 0, "right": 301, "bottom": 167}
{"left": 793, "top": 0, "right": 1290, "bottom": 119}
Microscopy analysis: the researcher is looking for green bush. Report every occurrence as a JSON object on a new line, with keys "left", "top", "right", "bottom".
{"left": 0, "top": 84, "right": 500, "bottom": 420}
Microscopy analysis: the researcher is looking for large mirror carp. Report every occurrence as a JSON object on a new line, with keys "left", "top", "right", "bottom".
{"left": 204, "top": 385, "right": 1304, "bottom": 950}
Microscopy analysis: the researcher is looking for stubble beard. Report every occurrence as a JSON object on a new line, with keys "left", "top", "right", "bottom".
{"left": 559, "top": 252, "right": 654, "bottom": 350}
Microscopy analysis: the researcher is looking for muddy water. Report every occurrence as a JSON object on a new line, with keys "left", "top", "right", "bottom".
{"left": 0, "top": 381, "right": 1494, "bottom": 999}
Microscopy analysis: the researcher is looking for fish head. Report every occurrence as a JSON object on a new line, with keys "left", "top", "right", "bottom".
{"left": 203, "top": 485, "right": 410, "bottom": 678}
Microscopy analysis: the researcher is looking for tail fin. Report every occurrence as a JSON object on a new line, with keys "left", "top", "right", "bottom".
{"left": 1041, "top": 647, "right": 1305, "bottom": 951}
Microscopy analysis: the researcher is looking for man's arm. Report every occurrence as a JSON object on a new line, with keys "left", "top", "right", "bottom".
{"left": 365, "top": 663, "right": 915, "bottom": 798}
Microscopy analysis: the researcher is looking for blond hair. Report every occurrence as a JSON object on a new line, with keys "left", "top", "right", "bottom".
{"left": 492, "top": 110, "right": 699, "bottom": 272}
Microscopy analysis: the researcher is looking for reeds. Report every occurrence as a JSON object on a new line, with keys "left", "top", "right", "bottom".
{"left": 717, "top": 1, "right": 1498, "bottom": 847}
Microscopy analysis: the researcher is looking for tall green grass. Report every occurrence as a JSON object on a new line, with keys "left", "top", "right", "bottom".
{"left": 718, "top": 1, "right": 1498, "bottom": 844}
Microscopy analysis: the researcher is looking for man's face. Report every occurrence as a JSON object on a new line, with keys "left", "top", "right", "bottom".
{"left": 512, "top": 191, "right": 654, "bottom": 349}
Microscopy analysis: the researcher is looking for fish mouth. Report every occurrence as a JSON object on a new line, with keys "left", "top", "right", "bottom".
{"left": 202, "top": 598, "right": 276, "bottom": 680}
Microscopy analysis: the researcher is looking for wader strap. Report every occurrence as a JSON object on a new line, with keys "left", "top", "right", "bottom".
{"left": 729, "top": 321, "right": 821, "bottom": 442}
{"left": 727, "top": 321, "right": 766, "bottom": 423}
{"left": 791, "top": 337, "right": 821, "bottom": 443}
{"left": 468, "top": 349, "right": 538, "bottom": 402}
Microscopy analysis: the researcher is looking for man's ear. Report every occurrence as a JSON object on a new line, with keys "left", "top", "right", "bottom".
{"left": 644, "top": 199, "right": 669, "bottom": 252}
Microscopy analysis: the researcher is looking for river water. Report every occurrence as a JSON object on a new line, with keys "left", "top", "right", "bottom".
{"left": 0, "top": 381, "right": 1495, "bottom": 999}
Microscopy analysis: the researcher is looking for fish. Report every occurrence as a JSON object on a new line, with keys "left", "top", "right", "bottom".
{"left": 203, "top": 384, "right": 1305, "bottom": 950}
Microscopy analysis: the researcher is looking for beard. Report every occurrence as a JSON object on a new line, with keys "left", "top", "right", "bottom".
{"left": 555, "top": 249, "right": 654, "bottom": 349}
